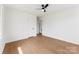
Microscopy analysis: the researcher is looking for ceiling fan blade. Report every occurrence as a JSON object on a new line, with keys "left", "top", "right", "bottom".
{"left": 41, "top": 4, "right": 44, "bottom": 7}
{"left": 45, "top": 4, "right": 49, "bottom": 8}
{"left": 41, "top": 4, "right": 45, "bottom": 9}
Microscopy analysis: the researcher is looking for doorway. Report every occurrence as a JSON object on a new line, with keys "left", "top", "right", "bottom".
{"left": 37, "top": 17, "right": 42, "bottom": 35}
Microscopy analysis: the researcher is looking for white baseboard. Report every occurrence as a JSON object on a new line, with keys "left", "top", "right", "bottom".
{"left": 6, "top": 34, "right": 37, "bottom": 43}
{"left": 42, "top": 33, "right": 79, "bottom": 45}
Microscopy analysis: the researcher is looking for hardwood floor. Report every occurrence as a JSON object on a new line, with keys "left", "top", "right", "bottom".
{"left": 3, "top": 35, "right": 79, "bottom": 54}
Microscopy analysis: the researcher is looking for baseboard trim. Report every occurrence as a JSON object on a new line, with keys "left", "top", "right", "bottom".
{"left": 5, "top": 35, "right": 37, "bottom": 44}
{"left": 42, "top": 33, "right": 79, "bottom": 45}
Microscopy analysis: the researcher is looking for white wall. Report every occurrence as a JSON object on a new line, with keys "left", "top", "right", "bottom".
{"left": 37, "top": 17, "right": 39, "bottom": 34}
{"left": 42, "top": 6, "right": 79, "bottom": 44}
{"left": 0, "top": 5, "right": 2, "bottom": 38}
{"left": 0, "top": 5, "right": 5, "bottom": 54}
{"left": 4, "top": 7, "right": 37, "bottom": 43}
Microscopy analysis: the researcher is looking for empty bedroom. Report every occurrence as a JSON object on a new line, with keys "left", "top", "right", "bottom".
{"left": 0, "top": 4, "right": 79, "bottom": 54}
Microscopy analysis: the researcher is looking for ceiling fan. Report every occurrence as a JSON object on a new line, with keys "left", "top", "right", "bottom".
{"left": 38, "top": 4, "right": 49, "bottom": 12}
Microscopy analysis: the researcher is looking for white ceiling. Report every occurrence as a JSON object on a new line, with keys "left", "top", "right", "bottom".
{"left": 4, "top": 4, "right": 77, "bottom": 17}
